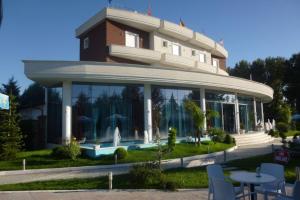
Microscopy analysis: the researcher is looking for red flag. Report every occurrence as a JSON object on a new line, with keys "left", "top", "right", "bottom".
{"left": 147, "top": 1, "right": 152, "bottom": 16}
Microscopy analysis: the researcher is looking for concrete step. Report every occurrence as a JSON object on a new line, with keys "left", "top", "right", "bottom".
{"left": 232, "top": 132, "right": 274, "bottom": 147}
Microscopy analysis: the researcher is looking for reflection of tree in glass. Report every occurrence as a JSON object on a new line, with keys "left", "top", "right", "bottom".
{"left": 152, "top": 88, "right": 164, "bottom": 133}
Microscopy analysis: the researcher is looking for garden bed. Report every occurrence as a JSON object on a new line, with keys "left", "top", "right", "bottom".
{"left": 0, "top": 142, "right": 233, "bottom": 171}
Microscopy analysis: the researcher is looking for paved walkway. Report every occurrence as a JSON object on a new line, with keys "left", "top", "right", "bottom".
{"left": 0, "top": 186, "right": 293, "bottom": 200}
{"left": 0, "top": 140, "right": 282, "bottom": 185}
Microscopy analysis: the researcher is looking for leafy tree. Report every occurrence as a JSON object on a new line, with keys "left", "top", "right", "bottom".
{"left": 228, "top": 60, "right": 251, "bottom": 79}
{"left": 285, "top": 53, "right": 300, "bottom": 113}
{"left": 184, "top": 100, "right": 205, "bottom": 146}
{"left": 0, "top": 94, "right": 23, "bottom": 160}
{"left": 0, "top": 77, "right": 20, "bottom": 101}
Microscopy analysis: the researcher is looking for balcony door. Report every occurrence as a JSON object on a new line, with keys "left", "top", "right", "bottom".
{"left": 125, "top": 31, "right": 139, "bottom": 48}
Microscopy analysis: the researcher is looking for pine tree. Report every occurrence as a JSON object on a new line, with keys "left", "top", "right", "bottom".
{"left": 0, "top": 94, "right": 23, "bottom": 160}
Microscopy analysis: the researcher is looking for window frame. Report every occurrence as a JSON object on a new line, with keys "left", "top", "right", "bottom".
{"left": 199, "top": 52, "right": 206, "bottom": 63}
{"left": 83, "top": 37, "right": 89, "bottom": 50}
{"left": 172, "top": 43, "right": 181, "bottom": 56}
{"left": 125, "top": 31, "right": 139, "bottom": 48}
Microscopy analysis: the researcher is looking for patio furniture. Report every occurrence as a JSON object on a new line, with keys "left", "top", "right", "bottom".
{"left": 255, "top": 163, "right": 286, "bottom": 200}
{"left": 211, "top": 178, "right": 249, "bottom": 200}
{"left": 275, "top": 181, "right": 300, "bottom": 200}
{"left": 230, "top": 171, "right": 276, "bottom": 200}
{"left": 207, "top": 164, "right": 246, "bottom": 200}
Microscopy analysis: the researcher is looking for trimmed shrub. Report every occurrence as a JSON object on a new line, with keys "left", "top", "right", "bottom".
{"left": 129, "top": 163, "right": 162, "bottom": 187}
{"left": 223, "top": 134, "right": 235, "bottom": 144}
{"left": 51, "top": 138, "right": 81, "bottom": 160}
{"left": 208, "top": 128, "right": 225, "bottom": 143}
{"left": 160, "top": 175, "right": 180, "bottom": 191}
{"left": 268, "top": 129, "right": 279, "bottom": 137}
{"left": 52, "top": 146, "right": 69, "bottom": 159}
{"left": 276, "top": 122, "right": 289, "bottom": 134}
{"left": 168, "top": 127, "right": 177, "bottom": 152}
{"left": 114, "top": 147, "right": 128, "bottom": 160}
{"left": 68, "top": 138, "right": 81, "bottom": 160}
{"left": 201, "top": 140, "right": 214, "bottom": 145}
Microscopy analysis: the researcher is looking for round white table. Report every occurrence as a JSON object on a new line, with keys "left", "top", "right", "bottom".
{"left": 230, "top": 171, "right": 276, "bottom": 200}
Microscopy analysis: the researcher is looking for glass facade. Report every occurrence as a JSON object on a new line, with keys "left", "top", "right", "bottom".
{"left": 46, "top": 82, "right": 265, "bottom": 144}
{"left": 256, "top": 100, "right": 262, "bottom": 124}
{"left": 47, "top": 87, "right": 62, "bottom": 144}
{"left": 151, "top": 86, "right": 200, "bottom": 138}
{"left": 205, "top": 90, "right": 236, "bottom": 133}
{"left": 72, "top": 83, "right": 144, "bottom": 143}
{"left": 238, "top": 95, "right": 255, "bottom": 132}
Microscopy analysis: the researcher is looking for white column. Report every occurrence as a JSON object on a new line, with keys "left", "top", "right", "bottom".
{"left": 253, "top": 97, "right": 257, "bottom": 127}
{"left": 235, "top": 93, "right": 240, "bottom": 134}
{"left": 261, "top": 101, "right": 264, "bottom": 126}
{"left": 62, "top": 81, "right": 72, "bottom": 144}
{"left": 144, "top": 84, "right": 152, "bottom": 142}
{"left": 200, "top": 88, "right": 207, "bottom": 131}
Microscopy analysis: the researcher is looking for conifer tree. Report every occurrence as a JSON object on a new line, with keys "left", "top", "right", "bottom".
{"left": 0, "top": 94, "right": 23, "bottom": 160}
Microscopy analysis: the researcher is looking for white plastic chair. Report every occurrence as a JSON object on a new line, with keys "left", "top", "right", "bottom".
{"left": 255, "top": 163, "right": 286, "bottom": 200}
{"left": 207, "top": 164, "right": 246, "bottom": 200}
{"left": 211, "top": 178, "right": 249, "bottom": 200}
{"left": 275, "top": 181, "right": 300, "bottom": 200}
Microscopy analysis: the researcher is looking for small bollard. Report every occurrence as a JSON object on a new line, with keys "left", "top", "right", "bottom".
{"left": 223, "top": 151, "right": 227, "bottom": 162}
{"left": 296, "top": 167, "right": 300, "bottom": 181}
{"left": 180, "top": 157, "right": 184, "bottom": 168}
{"left": 114, "top": 154, "right": 118, "bottom": 165}
{"left": 23, "top": 159, "right": 26, "bottom": 170}
{"left": 108, "top": 171, "right": 113, "bottom": 190}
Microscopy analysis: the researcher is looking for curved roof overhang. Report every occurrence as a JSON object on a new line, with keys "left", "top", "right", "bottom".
{"left": 23, "top": 60, "right": 273, "bottom": 102}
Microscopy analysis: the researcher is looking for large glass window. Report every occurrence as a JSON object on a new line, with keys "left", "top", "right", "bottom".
{"left": 152, "top": 86, "right": 200, "bottom": 139}
{"left": 47, "top": 87, "right": 62, "bottom": 144}
{"left": 205, "top": 90, "right": 236, "bottom": 133}
{"left": 72, "top": 83, "right": 144, "bottom": 143}
{"left": 238, "top": 95, "right": 255, "bottom": 132}
{"left": 256, "top": 100, "right": 262, "bottom": 124}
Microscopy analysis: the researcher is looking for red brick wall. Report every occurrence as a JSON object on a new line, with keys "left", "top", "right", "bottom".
{"left": 211, "top": 55, "right": 227, "bottom": 71}
{"left": 79, "top": 19, "right": 149, "bottom": 65}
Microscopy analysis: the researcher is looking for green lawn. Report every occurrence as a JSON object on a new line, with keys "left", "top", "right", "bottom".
{"left": 0, "top": 154, "right": 298, "bottom": 191}
{"left": 0, "top": 142, "right": 233, "bottom": 171}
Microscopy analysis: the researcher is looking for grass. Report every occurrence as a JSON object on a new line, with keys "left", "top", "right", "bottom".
{"left": 0, "top": 153, "right": 299, "bottom": 191}
{"left": 285, "top": 130, "right": 300, "bottom": 137}
{"left": 0, "top": 142, "right": 233, "bottom": 171}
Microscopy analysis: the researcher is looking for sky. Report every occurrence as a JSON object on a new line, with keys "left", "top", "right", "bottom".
{"left": 0, "top": 0, "right": 300, "bottom": 92}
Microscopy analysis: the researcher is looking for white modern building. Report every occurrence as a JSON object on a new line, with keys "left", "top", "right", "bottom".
{"left": 23, "top": 7, "right": 273, "bottom": 145}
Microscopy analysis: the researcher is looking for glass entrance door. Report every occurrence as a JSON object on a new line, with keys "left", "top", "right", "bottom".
{"left": 222, "top": 104, "right": 235, "bottom": 133}
{"left": 239, "top": 104, "right": 248, "bottom": 132}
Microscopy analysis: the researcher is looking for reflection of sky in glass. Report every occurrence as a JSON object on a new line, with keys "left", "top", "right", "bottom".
{"left": 205, "top": 90, "right": 235, "bottom": 103}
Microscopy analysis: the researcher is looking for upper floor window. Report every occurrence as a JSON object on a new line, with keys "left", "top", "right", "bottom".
{"left": 199, "top": 52, "right": 206, "bottom": 63}
{"left": 162, "top": 40, "right": 168, "bottom": 47}
{"left": 212, "top": 58, "right": 219, "bottom": 67}
{"left": 125, "top": 31, "right": 139, "bottom": 48}
{"left": 172, "top": 43, "right": 181, "bottom": 56}
{"left": 83, "top": 37, "right": 89, "bottom": 49}
{"left": 191, "top": 50, "right": 196, "bottom": 56}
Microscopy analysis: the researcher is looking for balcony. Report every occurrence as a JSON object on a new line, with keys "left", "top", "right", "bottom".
{"left": 158, "top": 20, "right": 193, "bottom": 41}
{"left": 161, "top": 53, "right": 196, "bottom": 69}
{"left": 190, "top": 32, "right": 215, "bottom": 50}
{"left": 213, "top": 43, "right": 228, "bottom": 58}
{"left": 109, "top": 44, "right": 161, "bottom": 64}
